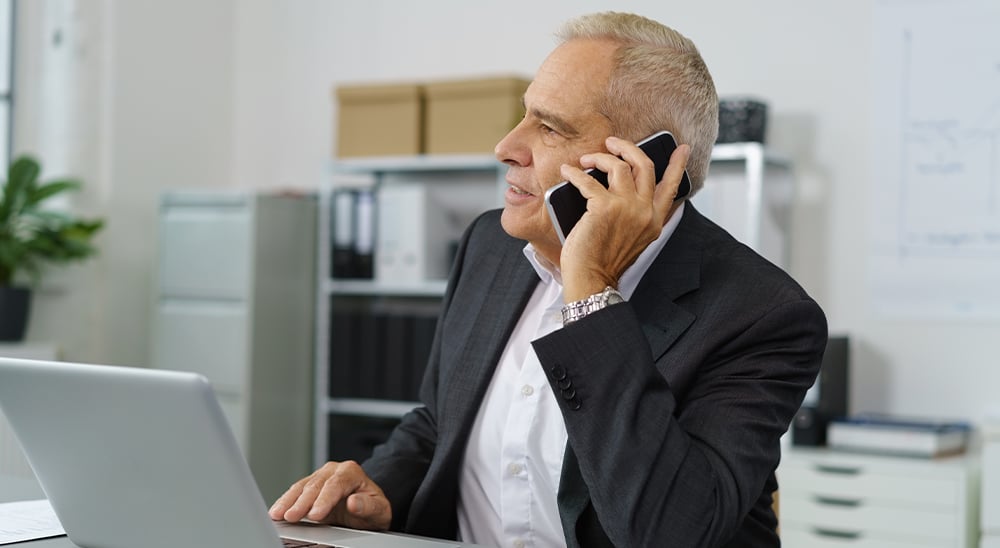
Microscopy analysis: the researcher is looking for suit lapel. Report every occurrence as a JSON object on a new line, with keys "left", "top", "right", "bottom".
{"left": 557, "top": 205, "right": 708, "bottom": 545}
{"left": 630, "top": 215, "right": 702, "bottom": 362}
{"left": 438, "top": 237, "right": 539, "bottom": 450}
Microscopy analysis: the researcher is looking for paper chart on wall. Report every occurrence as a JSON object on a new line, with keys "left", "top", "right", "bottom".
{"left": 870, "top": 0, "right": 1000, "bottom": 318}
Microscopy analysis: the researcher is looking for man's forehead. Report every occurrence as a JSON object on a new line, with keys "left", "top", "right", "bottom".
{"left": 537, "top": 39, "right": 616, "bottom": 89}
{"left": 525, "top": 40, "right": 615, "bottom": 127}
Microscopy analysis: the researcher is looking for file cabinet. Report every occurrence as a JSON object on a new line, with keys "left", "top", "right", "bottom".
{"left": 779, "top": 447, "right": 979, "bottom": 548}
{"left": 151, "top": 190, "right": 316, "bottom": 502}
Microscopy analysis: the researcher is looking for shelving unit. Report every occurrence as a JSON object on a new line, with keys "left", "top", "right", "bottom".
{"left": 694, "top": 142, "right": 793, "bottom": 269}
{"left": 312, "top": 145, "right": 794, "bottom": 468}
{"left": 313, "top": 155, "right": 505, "bottom": 467}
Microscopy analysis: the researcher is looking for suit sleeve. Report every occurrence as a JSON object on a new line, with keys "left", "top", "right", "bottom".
{"left": 532, "top": 289, "right": 827, "bottom": 547}
{"left": 359, "top": 211, "right": 482, "bottom": 530}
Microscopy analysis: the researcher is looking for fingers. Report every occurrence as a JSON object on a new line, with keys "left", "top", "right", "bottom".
{"left": 344, "top": 491, "right": 392, "bottom": 529}
{"left": 269, "top": 471, "right": 311, "bottom": 521}
{"left": 604, "top": 136, "right": 657, "bottom": 199}
{"left": 268, "top": 462, "right": 334, "bottom": 523}
{"left": 299, "top": 463, "right": 353, "bottom": 522}
{"left": 268, "top": 461, "right": 391, "bottom": 530}
{"left": 567, "top": 136, "right": 669, "bottom": 201}
{"left": 652, "top": 143, "right": 691, "bottom": 217}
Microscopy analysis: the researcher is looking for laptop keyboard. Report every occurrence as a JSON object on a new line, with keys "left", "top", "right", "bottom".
{"left": 282, "top": 538, "right": 344, "bottom": 548}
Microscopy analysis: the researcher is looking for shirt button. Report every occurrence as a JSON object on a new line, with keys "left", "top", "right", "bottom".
{"left": 521, "top": 384, "right": 534, "bottom": 396}
{"left": 513, "top": 540, "right": 526, "bottom": 548}
{"left": 507, "top": 462, "right": 524, "bottom": 476}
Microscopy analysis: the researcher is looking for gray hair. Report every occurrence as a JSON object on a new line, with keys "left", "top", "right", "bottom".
{"left": 556, "top": 12, "right": 719, "bottom": 195}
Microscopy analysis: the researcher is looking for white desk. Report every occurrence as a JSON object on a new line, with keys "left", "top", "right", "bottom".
{"left": 0, "top": 342, "right": 59, "bottom": 360}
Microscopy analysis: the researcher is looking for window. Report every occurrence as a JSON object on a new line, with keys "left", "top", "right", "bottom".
{"left": 0, "top": 0, "right": 12, "bottom": 172}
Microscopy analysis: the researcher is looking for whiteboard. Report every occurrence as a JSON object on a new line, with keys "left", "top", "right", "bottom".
{"left": 870, "top": 0, "right": 1000, "bottom": 318}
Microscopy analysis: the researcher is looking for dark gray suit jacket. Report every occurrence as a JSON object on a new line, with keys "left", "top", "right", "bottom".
{"left": 363, "top": 204, "right": 827, "bottom": 547}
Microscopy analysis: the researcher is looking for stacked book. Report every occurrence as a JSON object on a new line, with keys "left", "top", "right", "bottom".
{"left": 828, "top": 413, "right": 972, "bottom": 458}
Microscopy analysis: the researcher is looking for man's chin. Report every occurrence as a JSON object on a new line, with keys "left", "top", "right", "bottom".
{"left": 500, "top": 210, "right": 561, "bottom": 248}
{"left": 499, "top": 208, "right": 524, "bottom": 239}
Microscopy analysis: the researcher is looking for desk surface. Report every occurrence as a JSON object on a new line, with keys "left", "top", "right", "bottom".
{"left": 0, "top": 474, "right": 76, "bottom": 547}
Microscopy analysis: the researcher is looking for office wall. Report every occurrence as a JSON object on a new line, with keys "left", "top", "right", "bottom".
{"left": 14, "top": 1, "right": 1000, "bottom": 423}
{"left": 14, "top": 0, "right": 236, "bottom": 367}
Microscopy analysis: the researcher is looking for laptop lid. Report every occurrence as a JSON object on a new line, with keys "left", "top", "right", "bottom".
{"left": 0, "top": 358, "right": 470, "bottom": 548}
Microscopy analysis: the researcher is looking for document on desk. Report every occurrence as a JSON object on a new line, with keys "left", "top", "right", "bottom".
{"left": 0, "top": 499, "right": 66, "bottom": 544}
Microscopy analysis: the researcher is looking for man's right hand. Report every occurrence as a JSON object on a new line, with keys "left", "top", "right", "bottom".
{"left": 268, "top": 460, "right": 392, "bottom": 531}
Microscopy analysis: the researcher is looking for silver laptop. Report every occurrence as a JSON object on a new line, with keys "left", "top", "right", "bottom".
{"left": 0, "top": 357, "right": 476, "bottom": 548}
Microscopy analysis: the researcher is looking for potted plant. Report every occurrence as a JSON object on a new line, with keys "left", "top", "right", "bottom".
{"left": 0, "top": 155, "right": 104, "bottom": 341}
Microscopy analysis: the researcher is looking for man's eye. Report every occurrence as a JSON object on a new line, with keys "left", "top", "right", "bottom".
{"left": 540, "top": 124, "right": 558, "bottom": 136}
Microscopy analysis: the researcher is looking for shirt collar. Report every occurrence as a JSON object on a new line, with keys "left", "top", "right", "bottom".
{"left": 522, "top": 201, "right": 686, "bottom": 298}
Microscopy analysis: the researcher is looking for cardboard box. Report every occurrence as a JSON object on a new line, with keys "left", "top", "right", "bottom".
{"left": 423, "top": 76, "right": 530, "bottom": 154}
{"left": 335, "top": 83, "right": 423, "bottom": 157}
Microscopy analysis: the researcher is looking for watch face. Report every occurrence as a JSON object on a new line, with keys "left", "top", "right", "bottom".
{"left": 603, "top": 288, "right": 625, "bottom": 305}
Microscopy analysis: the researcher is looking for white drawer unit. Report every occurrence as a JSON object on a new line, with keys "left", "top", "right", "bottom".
{"left": 779, "top": 447, "right": 979, "bottom": 548}
{"left": 151, "top": 190, "right": 316, "bottom": 503}
{"left": 983, "top": 421, "right": 1000, "bottom": 547}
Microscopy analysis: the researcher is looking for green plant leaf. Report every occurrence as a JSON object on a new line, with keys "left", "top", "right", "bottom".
{"left": 27, "top": 180, "right": 82, "bottom": 207}
{"left": 0, "top": 157, "right": 41, "bottom": 223}
{"left": 0, "top": 155, "right": 104, "bottom": 287}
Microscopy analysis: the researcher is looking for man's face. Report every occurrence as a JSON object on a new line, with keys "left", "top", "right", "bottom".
{"left": 496, "top": 38, "right": 616, "bottom": 257}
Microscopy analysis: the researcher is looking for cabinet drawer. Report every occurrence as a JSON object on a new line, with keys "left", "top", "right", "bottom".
{"left": 780, "top": 458, "right": 960, "bottom": 507}
{"left": 781, "top": 526, "right": 944, "bottom": 548}
{"left": 152, "top": 301, "right": 249, "bottom": 392}
{"left": 984, "top": 441, "right": 1000, "bottom": 530}
{"left": 782, "top": 493, "right": 959, "bottom": 541}
{"left": 158, "top": 202, "right": 252, "bottom": 299}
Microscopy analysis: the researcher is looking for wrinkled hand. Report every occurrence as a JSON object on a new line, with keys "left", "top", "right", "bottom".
{"left": 559, "top": 136, "right": 691, "bottom": 302}
{"left": 268, "top": 460, "right": 391, "bottom": 531}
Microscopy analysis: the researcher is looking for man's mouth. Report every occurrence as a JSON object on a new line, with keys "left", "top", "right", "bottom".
{"left": 509, "top": 184, "right": 533, "bottom": 196}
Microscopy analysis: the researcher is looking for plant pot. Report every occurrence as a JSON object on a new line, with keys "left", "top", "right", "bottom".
{"left": 0, "top": 286, "right": 32, "bottom": 341}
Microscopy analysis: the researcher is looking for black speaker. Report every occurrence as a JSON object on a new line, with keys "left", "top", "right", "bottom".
{"left": 792, "top": 336, "right": 849, "bottom": 446}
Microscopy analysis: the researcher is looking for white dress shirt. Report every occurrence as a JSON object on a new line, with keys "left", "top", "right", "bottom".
{"left": 456, "top": 203, "right": 685, "bottom": 548}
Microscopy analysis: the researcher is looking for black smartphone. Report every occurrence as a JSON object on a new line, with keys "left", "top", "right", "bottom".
{"left": 543, "top": 130, "right": 691, "bottom": 244}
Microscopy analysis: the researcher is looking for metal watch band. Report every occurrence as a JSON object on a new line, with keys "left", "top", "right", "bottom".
{"left": 561, "top": 286, "right": 624, "bottom": 326}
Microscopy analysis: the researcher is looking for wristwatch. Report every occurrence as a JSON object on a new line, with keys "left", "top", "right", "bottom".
{"left": 561, "top": 286, "right": 626, "bottom": 325}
